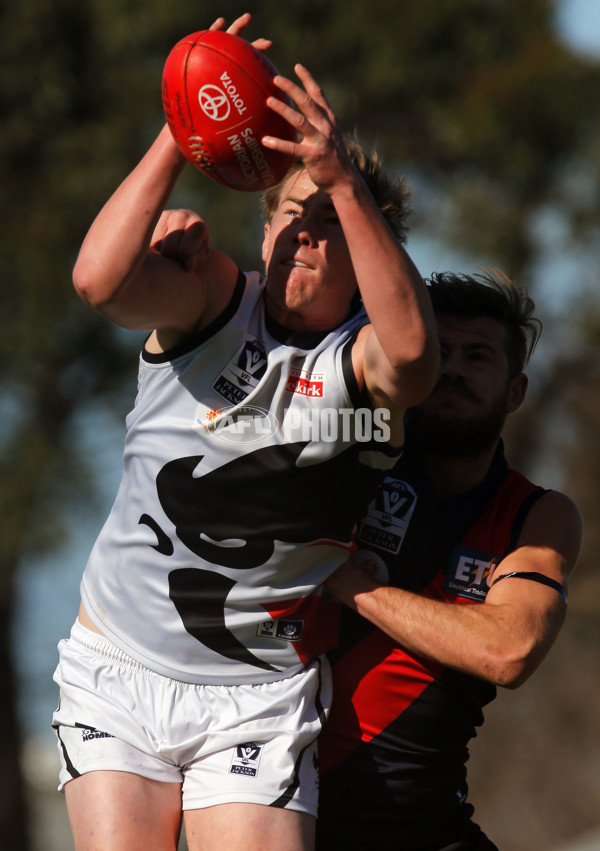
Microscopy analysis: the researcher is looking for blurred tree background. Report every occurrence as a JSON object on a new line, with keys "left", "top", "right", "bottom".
{"left": 1, "top": 0, "right": 599, "bottom": 848}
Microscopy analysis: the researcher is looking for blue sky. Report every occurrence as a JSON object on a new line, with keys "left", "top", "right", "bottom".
{"left": 556, "top": 0, "right": 600, "bottom": 57}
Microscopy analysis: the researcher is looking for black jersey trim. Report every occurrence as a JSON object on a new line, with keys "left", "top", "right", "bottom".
{"left": 341, "top": 329, "right": 366, "bottom": 410}
{"left": 491, "top": 571, "right": 568, "bottom": 604}
{"left": 264, "top": 292, "right": 364, "bottom": 350}
{"left": 264, "top": 311, "right": 331, "bottom": 348}
{"left": 142, "top": 268, "right": 246, "bottom": 364}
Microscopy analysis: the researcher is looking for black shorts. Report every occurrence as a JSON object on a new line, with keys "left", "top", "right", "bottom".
{"left": 315, "top": 813, "right": 499, "bottom": 851}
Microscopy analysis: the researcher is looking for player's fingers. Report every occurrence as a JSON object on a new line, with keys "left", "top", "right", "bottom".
{"left": 270, "top": 74, "right": 310, "bottom": 111}
{"left": 224, "top": 12, "right": 252, "bottom": 34}
{"left": 210, "top": 14, "right": 272, "bottom": 52}
{"left": 155, "top": 230, "right": 184, "bottom": 257}
{"left": 208, "top": 17, "right": 227, "bottom": 32}
{"left": 152, "top": 208, "right": 194, "bottom": 239}
{"left": 178, "top": 219, "right": 210, "bottom": 256}
{"left": 271, "top": 71, "right": 336, "bottom": 134}
{"left": 285, "top": 64, "right": 335, "bottom": 122}
{"left": 157, "top": 234, "right": 206, "bottom": 269}
{"left": 250, "top": 37, "right": 273, "bottom": 51}
{"left": 262, "top": 95, "right": 310, "bottom": 157}
{"left": 266, "top": 91, "right": 306, "bottom": 131}
{"left": 185, "top": 243, "right": 211, "bottom": 275}
{"left": 151, "top": 209, "right": 180, "bottom": 247}
{"left": 261, "top": 133, "right": 301, "bottom": 158}
{"left": 152, "top": 211, "right": 208, "bottom": 262}
{"left": 293, "top": 64, "right": 333, "bottom": 112}
{"left": 267, "top": 78, "right": 326, "bottom": 137}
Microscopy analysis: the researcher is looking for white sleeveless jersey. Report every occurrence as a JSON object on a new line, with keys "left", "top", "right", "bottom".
{"left": 81, "top": 271, "right": 401, "bottom": 684}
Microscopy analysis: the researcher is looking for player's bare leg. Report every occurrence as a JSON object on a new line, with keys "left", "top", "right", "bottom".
{"left": 184, "top": 802, "right": 315, "bottom": 851}
{"left": 65, "top": 771, "right": 183, "bottom": 851}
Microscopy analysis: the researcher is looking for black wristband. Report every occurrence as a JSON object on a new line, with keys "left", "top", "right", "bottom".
{"left": 491, "top": 571, "right": 567, "bottom": 605}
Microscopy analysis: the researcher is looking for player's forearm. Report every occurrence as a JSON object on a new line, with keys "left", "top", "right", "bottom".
{"left": 331, "top": 176, "right": 439, "bottom": 406}
{"left": 329, "top": 561, "right": 554, "bottom": 688}
{"left": 73, "top": 125, "right": 187, "bottom": 313}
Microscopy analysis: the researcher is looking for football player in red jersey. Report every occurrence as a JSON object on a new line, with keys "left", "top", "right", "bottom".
{"left": 317, "top": 270, "right": 582, "bottom": 851}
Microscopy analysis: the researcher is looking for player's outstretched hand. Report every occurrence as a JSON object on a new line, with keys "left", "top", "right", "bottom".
{"left": 151, "top": 209, "right": 210, "bottom": 275}
{"left": 262, "top": 64, "right": 353, "bottom": 194}
{"left": 208, "top": 12, "right": 272, "bottom": 52}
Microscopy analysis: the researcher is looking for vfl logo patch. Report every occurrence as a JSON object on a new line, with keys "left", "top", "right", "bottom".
{"left": 257, "top": 619, "right": 303, "bottom": 641}
{"left": 213, "top": 338, "right": 268, "bottom": 405}
{"left": 285, "top": 368, "right": 325, "bottom": 397}
{"left": 357, "top": 477, "right": 417, "bottom": 555}
{"left": 444, "top": 547, "right": 500, "bottom": 601}
{"left": 230, "top": 742, "right": 263, "bottom": 777}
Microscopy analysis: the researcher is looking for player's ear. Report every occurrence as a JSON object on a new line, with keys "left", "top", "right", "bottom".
{"left": 506, "top": 372, "right": 528, "bottom": 413}
{"left": 262, "top": 222, "right": 271, "bottom": 263}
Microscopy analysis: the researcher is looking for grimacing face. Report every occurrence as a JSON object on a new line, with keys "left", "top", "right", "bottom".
{"left": 261, "top": 170, "right": 358, "bottom": 331}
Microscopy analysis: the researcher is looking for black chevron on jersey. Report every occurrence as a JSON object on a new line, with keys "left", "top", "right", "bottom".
{"left": 155, "top": 440, "right": 388, "bottom": 668}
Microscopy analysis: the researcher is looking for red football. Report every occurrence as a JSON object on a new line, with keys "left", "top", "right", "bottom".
{"left": 162, "top": 30, "right": 296, "bottom": 191}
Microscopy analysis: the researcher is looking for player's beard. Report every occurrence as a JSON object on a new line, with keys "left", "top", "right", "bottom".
{"left": 405, "top": 379, "right": 509, "bottom": 456}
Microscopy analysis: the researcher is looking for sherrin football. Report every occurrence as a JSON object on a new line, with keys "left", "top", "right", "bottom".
{"left": 162, "top": 30, "right": 296, "bottom": 191}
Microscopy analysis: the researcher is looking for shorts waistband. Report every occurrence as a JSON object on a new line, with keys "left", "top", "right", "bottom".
{"left": 67, "top": 620, "right": 325, "bottom": 687}
{"left": 69, "top": 619, "right": 158, "bottom": 678}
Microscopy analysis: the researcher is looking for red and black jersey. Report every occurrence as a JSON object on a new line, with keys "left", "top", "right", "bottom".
{"left": 316, "top": 442, "right": 545, "bottom": 851}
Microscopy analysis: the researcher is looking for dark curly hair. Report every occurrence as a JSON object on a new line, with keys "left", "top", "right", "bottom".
{"left": 426, "top": 269, "right": 542, "bottom": 377}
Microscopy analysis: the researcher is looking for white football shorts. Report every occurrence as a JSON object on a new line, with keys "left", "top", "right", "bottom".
{"left": 52, "top": 620, "right": 331, "bottom": 815}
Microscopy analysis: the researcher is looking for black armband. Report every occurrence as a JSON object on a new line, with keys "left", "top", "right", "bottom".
{"left": 491, "top": 571, "right": 567, "bottom": 605}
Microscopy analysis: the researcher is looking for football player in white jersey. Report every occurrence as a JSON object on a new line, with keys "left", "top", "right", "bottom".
{"left": 52, "top": 13, "right": 439, "bottom": 851}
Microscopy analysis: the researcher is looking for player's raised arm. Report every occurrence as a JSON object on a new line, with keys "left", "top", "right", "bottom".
{"left": 72, "top": 13, "right": 273, "bottom": 335}
{"left": 263, "top": 65, "right": 439, "bottom": 442}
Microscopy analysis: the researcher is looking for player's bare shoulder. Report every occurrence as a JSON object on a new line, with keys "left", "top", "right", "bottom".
{"left": 147, "top": 248, "right": 240, "bottom": 355}
{"left": 517, "top": 488, "right": 583, "bottom": 570}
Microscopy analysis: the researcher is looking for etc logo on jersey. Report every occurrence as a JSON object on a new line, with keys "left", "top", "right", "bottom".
{"left": 444, "top": 547, "right": 500, "bottom": 601}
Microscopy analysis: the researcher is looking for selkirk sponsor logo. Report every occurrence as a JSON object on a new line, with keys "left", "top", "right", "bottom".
{"left": 286, "top": 368, "right": 324, "bottom": 397}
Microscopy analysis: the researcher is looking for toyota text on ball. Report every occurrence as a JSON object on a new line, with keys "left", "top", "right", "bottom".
{"left": 198, "top": 72, "right": 249, "bottom": 123}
